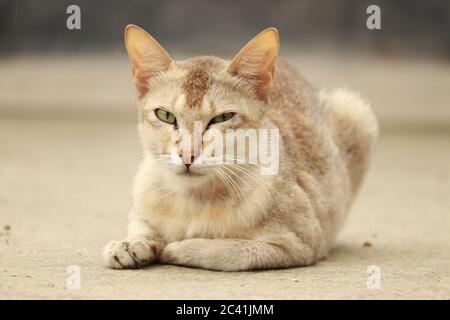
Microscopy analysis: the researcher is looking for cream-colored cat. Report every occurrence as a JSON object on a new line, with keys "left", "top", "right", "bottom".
{"left": 103, "top": 25, "right": 378, "bottom": 271}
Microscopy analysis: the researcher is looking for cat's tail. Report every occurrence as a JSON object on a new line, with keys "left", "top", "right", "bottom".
{"left": 320, "top": 88, "right": 379, "bottom": 195}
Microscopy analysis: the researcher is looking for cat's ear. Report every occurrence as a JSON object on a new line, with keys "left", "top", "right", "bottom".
{"left": 227, "top": 28, "right": 279, "bottom": 100}
{"left": 125, "top": 24, "right": 174, "bottom": 98}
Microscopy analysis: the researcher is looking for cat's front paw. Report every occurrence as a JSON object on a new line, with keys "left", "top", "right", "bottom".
{"left": 102, "top": 238, "right": 160, "bottom": 269}
{"left": 159, "top": 239, "right": 202, "bottom": 266}
{"left": 159, "top": 241, "right": 183, "bottom": 265}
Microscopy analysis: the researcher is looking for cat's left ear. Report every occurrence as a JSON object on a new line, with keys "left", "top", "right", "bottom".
{"left": 125, "top": 24, "right": 174, "bottom": 98}
{"left": 227, "top": 28, "right": 279, "bottom": 100}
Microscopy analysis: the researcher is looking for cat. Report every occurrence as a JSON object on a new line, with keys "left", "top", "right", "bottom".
{"left": 102, "top": 25, "right": 378, "bottom": 271}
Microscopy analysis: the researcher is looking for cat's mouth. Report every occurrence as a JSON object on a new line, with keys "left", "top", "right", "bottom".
{"left": 177, "top": 167, "right": 204, "bottom": 177}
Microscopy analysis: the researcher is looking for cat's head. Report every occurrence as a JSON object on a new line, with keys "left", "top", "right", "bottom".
{"left": 125, "top": 25, "right": 279, "bottom": 183}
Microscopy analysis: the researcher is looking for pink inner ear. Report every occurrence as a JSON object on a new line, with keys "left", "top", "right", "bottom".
{"left": 132, "top": 56, "right": 173, "bottom": 98}
{"left": 228, "top": 47, "right": 278, "bottom": 101}
{"left": 133, "top": 64, "right": 159, "bottom": 98}
{"left": 126, "top": 26, "right": 173, "bottom": 99}
{"left": 229, "top": 58, "right": 276, "bottom": 101}
{"left": 227, "top": 28, "right": 279, "bottom": 100}
{"left": 133, "top": 68, "right": 149, "bottom": 98}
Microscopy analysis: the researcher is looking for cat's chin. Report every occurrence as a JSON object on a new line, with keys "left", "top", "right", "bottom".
{"left": 172, "top": 166, "right": 213, "bottom": 183}
{"left": 176, "top": 170, "right": 204, "bottom": 178}
{"left": 175, "top": 170, "right": 215, "bottom": 189}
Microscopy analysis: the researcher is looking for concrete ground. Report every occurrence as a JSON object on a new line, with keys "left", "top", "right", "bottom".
{"left": 0, "top": 54, "right": 449, "bottom": 299}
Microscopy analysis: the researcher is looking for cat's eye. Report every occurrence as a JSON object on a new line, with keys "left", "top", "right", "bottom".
{"left": 208, "top": 112, "right": 235, "bottom": 126}
{"left": 155, "top": 108, "right": 177, "bottom": 125}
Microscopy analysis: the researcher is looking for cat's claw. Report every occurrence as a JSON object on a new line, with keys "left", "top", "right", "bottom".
{"left": 103, "top": 239, "right": 159, "bottom": 269}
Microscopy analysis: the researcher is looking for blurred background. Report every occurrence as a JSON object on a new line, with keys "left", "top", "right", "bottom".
{"left": 0, "top": 0, "right": 449, "bottom": 126}
{"left": 0, "top": 0, "right": 449, "bottom": 299}
{"left": 1, "top": 0, "right": 449, "bottom": 56}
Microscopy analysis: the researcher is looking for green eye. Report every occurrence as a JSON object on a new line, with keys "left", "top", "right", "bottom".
{"left": 209, "top": 112, "right": 235, "bottom": 126}
{"left": 155, "top": 108, "right": 176, "bottom": 125}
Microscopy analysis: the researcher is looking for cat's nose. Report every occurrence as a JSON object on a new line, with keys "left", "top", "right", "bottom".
{"left": 178, "top": 151, "right": 196, "bottom": 166}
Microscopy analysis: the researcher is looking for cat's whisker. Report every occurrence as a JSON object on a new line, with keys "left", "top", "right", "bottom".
{"left": 222, "top": 162, "right": 283, "bottom": 198}
{"left": 220, "top": 165, "right": 269, "bottom": 215}
{"left": 224, "top": 164, "right": 272, "bottom": 195}
{"left": 221, "top": 165, "right": 252, "bottom": 191}
{"left": 216, "top": 167, "right": 243, "bottom": 205}
{"left": 213, "top": 168, "right": 239, "bottom": 204}
{"left": 231, "top": 165, "right": 289, "bottom": 195}
{"left": 218, "top": 167, "right": 257, "bottom": 220}
{"left": 221, "top": 166, "right": 248, "bottom": 200}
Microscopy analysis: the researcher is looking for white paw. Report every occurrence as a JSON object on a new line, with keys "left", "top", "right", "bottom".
{"left": 102, "top": 238, "right": 159, "bottom": 269}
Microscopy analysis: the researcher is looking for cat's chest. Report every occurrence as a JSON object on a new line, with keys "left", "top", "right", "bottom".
{"left": 146, "top": 194, "right": 258, "bottom": 241}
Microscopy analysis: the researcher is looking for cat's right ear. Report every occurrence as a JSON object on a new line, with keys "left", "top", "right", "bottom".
{"left": 227, "top": 28, "right": 279, "bottom": 100}
{"left": 125, "top": 24, "right": 173, "bottom": 98}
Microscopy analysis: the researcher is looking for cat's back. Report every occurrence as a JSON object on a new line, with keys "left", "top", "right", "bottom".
{"left": 267, "top": 59, "right": 330, "bottom": 174}
{"left": 269, "top": 59, "right": 318, "bottom": 116}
